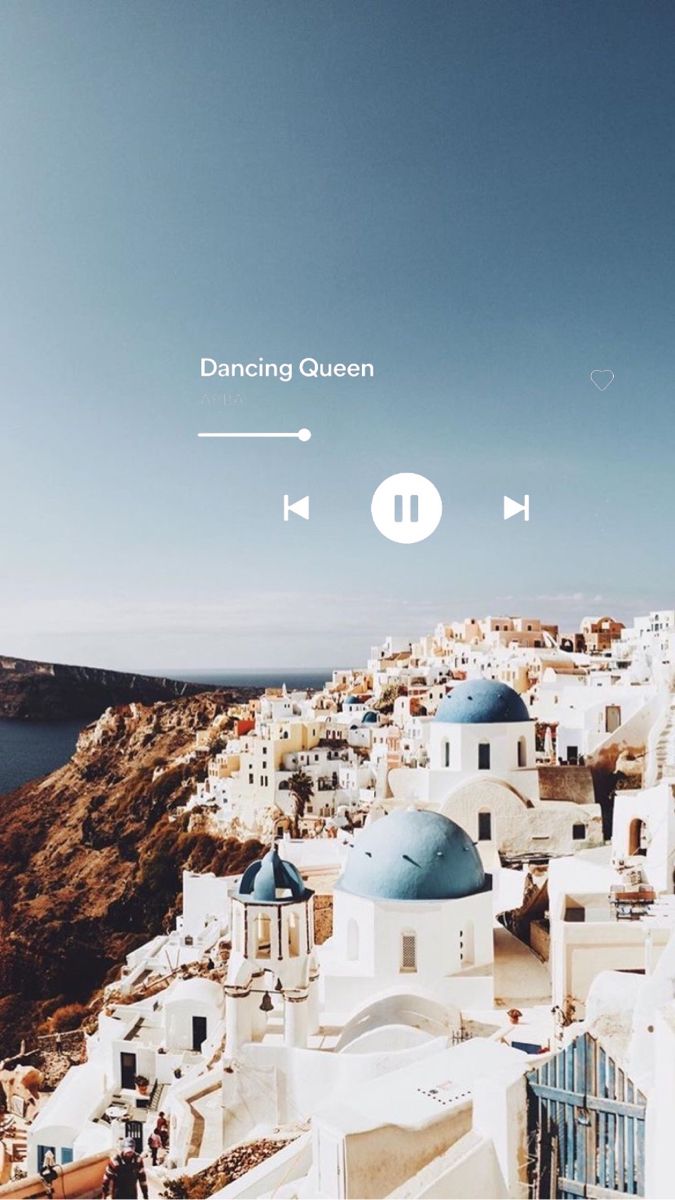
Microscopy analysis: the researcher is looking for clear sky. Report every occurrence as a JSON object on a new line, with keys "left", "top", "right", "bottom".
{"left": 1, "top": 0, "right": 674, "bottom": 671}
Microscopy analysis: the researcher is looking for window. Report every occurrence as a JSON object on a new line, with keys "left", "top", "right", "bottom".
{"left": 572, "top": 823, "right": 586, "bottom": 841}
{"left": 444, "top": 740, "right": 450, "bottom": 768}
{"left": 400, "top": 931, "right": 417, "bottom": 972}
{"left": 478, "top": 742, "right": 491, "bottom": 770}
{"left": 478, "top": 810, "right": 492, "bottom": 841}
{"left": 255, "top": 912, "right": 271, "bottom": 957}
{"left": 460, "top": 922, "right": 475, "bottom": 966}
{"left": 346, "top": 918, "right": 359, "bottom": 960}
{"left": 605, "top": 705, "right": 622, "bottom": 733}
{"left": 288, "top": 911, "right": 301, "bottom": 957}
{"left": 517, "top": 736, "right": 527, "bottom": 767}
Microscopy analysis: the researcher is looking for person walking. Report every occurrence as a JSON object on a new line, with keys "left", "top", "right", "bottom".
{"left": 101, "top": 1138, "right": 149, "bottom": 1199}
{"left": 147, "top": 1129, "right": 161, "bottom": 1167}
{"left": 155, "top": 1111, "right": 169, "bottom": 1148}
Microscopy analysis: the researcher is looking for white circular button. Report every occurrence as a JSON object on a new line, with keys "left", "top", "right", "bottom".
{"left": 371, "top": 473, "right": 443, "bottom": 543}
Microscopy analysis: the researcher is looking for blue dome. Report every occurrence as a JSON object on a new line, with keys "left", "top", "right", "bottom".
{"left": 337, "top": 810, "right": 487, "bottom": 901}
{"left": 343, "top": 695, "right": 359, "bottom": 706}
{"left": 362, "top": 711, "right": 379, "bottom": 724}
{"left": 236, "top": 846, "right": 313, "bottom": 905}
{"left": 434, "top": 679, "right": 529, "bottom": 724}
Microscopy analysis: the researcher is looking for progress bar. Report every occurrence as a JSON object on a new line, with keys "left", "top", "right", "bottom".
{"left": 198, "top": 428, "right": 312, "bottom": 442}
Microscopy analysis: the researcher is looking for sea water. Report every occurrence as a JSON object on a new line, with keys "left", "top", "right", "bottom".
{"left": 0, "top": 668, "right": 331, "bottom": 794}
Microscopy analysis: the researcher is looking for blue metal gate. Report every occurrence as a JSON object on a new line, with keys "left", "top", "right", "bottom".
{"left": 527, "top": 1032, "right": 646, "bottom": 1198}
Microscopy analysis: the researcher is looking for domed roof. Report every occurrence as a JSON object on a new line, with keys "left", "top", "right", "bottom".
{"left": 343, "top": 694, "right": 360, "bottom": 706}
{"left": 236, "top": 846, "right": 313, "bottom": 905}
{"left": 434, "top": 679, "right": 529, "bottom": 724}
{"left": 362, "top": 710, "right": 379, "bottom": 724}
{"left": 337, "top": 810, "right": 487, "bottom": 901}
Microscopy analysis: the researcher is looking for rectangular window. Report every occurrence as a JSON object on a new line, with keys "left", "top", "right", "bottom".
{"left": 478, "top": 742, "right": 491, "bottom": 770}
{"left": 605, "top": 705, "right": 621, "bottom": 733}
{"left": 478, "top": 811, "right": 492, "bottom": 841}
{"left": 573, "top": 823, "right": 586, "bottom": 841}
{"left": 400, "top": 933, "right": 417, "bottom": 972}
{"left": 256, "top": 913, "right": 271, "bottom": 958}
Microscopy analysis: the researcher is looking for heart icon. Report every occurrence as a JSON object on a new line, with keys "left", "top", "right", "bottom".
{"left": 590, "top": 369, "right": 614, "bottom": 391}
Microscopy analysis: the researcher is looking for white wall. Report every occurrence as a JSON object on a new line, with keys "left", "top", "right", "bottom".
{"left": 320, "top": 889, "right": 493, "bottom": 1017}
{"left": 182, "top": 870, "right": 231, "bottom": 938}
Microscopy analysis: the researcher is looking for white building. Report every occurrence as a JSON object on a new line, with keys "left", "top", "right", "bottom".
{"left": 547, "top": 779, "right": 675, "bottom": 1019}
{"left": 225, "top": 845, "right": 319, "bottom": 1051}
{"left": 389, "top": 679, "right": 603, "bottom": 859}
{"left": 320, "top": 809, "right": 494, "bottom": 1024}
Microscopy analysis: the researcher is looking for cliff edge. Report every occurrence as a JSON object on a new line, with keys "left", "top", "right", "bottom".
{"left": 0, "top": 655, "right": 220, "bottom": 720}
{"left": 0, "top": 689, "right": 263, "bottom": 1055}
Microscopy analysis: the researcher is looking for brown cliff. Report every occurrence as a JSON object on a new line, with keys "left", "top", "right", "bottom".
{"left": 0, "top": 689, "right": 263, "bottom": 1056}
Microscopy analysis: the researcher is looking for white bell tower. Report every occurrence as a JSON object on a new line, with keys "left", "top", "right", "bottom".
{"left": 225, "top": 845, "right": 319, "bottom": 1051}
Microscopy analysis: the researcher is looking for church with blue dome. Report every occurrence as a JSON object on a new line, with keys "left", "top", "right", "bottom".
{"left": 386, "top": 675, "right": 602, "bottom": 863}
{"left": 320, "top": 808, "right": 494, "bottom": 1020}
{"left": 336, "top": 809, "right": 488, "bottom": 902}
{"left": 425, "top": 676, "right": 537, "bottom": 795}
{"left": 226, "top": 844, "right": 319, "bottom": 1052}
{"left": 434, "top": 679, "right": 530, "bottom": 725}
{"left": 387, "top": 676, "right": 540, "bottom": 853}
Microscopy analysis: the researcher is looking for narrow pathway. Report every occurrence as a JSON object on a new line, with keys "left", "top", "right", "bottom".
{"left": 186, "top": 1081, "right": 221, "bottom": 1161}
{"left": 493, "top": 926, "right": 551, "bottom": 1007}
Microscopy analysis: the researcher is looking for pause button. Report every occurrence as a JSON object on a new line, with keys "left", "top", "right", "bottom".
{"left": 371, "top": 473, "right": 443, "bottom": 543}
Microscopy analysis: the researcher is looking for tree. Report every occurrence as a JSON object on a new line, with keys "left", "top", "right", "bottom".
{"left": 288, "top": 769, "right": 314, "bottom": 837}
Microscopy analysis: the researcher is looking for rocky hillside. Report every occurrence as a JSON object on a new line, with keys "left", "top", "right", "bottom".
{"left": 0, "top": 654, "right": 217, "bottom": 719}
{"left": 0, "top": 689, "right": 264, "bottom": 1056}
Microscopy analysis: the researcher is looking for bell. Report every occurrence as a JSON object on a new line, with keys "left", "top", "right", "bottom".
{"left": 259, "top": 991, "right": 274, "bottom": 1013}
{"left": 274, "top": 977, "right": 284, "bottom": 992}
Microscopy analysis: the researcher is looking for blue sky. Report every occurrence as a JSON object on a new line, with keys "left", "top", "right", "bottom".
{"left": 1, "top": 0, "right": 674, "bottom": 670}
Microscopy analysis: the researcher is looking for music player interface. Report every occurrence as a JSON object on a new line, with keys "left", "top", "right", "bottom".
{"left": 1, "top": 5, "right": 674, "bottom": 1200}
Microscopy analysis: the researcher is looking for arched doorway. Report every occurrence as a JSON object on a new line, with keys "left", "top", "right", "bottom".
{"left": 628, "top": 817, "right": 647, "bottom": 857}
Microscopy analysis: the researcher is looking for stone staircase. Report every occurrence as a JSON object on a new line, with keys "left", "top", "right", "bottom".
{"left": 148, "top": 1081, "right": 168, "bottom": 1114}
